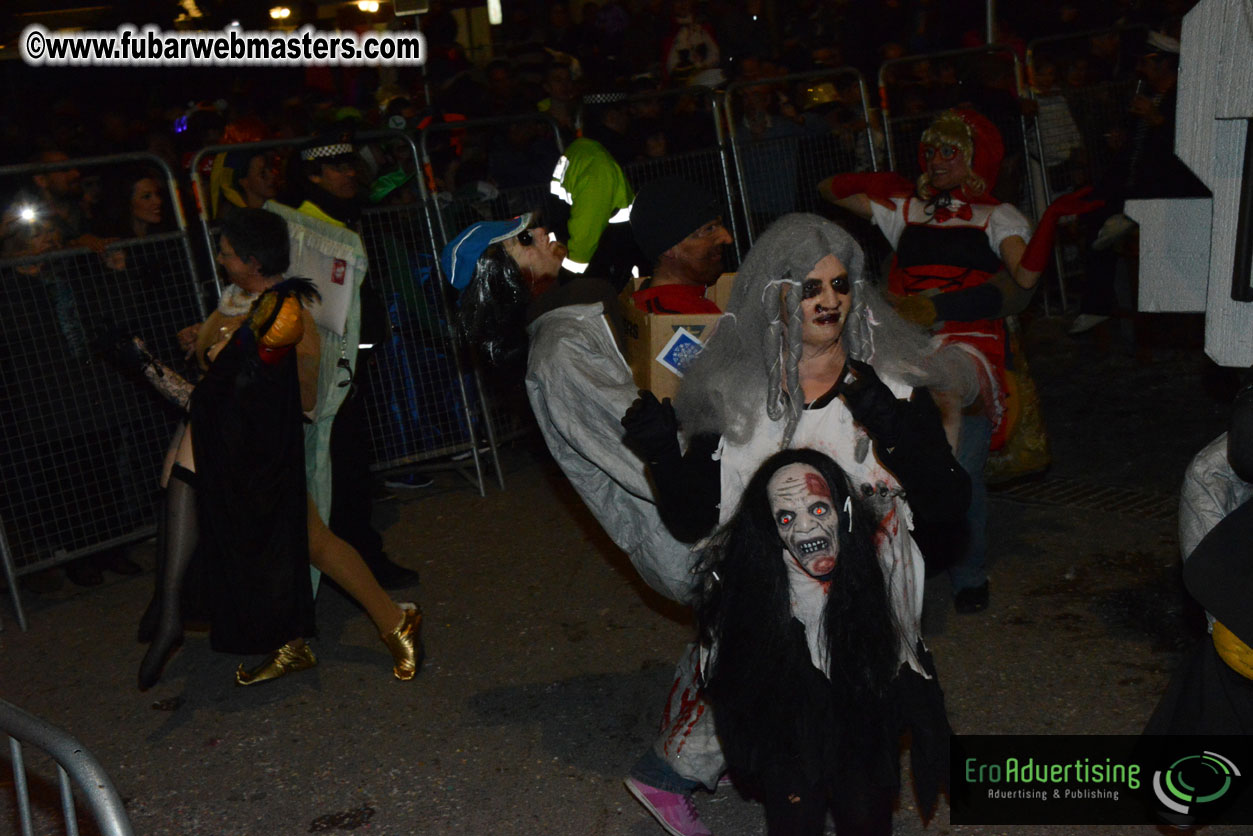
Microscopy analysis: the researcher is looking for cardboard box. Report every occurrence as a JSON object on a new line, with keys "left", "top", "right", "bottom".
{"left": 618, "top": 273, "right": 735, "bottom": 402}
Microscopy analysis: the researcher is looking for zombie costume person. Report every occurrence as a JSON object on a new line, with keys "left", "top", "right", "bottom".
{"left": 1145, "top": 383, "right": 1253, "bottom": 734}
{"left": 819, "top": 108, "right": 1102, "bottom": 612}
{"left": 696, "top": 449, "right": 943, "bottom": 836}
{"left": 443, "top": 214, "right": 698, "bottom": 603}
{"left": 622, "top": 213, "right": 977, "bottom": 833}
{"left": 446, "top": 210, "right": 723, "bottom": 836}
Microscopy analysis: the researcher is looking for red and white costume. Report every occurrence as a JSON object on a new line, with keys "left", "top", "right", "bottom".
{"left": 869, "top": 111, "right": 1030, "bottom": 449}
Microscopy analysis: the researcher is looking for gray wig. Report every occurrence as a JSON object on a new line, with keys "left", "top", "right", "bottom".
{"left": 675, "top": 213, "right": 981, "bottom": 447}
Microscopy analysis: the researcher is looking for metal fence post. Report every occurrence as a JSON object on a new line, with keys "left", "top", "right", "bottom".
{"left": 189, "top": 131, "right": 497, "bottom": 495}
{"left": 2, "top": 697, "right": 135, "bottom": 836}
{"left": 723, "top": 67, "right": 878, "bottom": 247}
{"left": 0, "top": 152, "right": 207, "bottom": 629}
{"left": 1025, "top": 24, "right": 1150, "bottom": 314}
{"left": 420, "top": 113, "right": 570, "bottom": 493}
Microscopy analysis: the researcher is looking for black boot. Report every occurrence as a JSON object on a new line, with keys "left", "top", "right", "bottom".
{"left": 138, "top": 465, "right": 198, "bottom": 691}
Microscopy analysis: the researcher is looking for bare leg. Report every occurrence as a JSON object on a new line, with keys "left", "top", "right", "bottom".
{"left": 305, "top": 495, "right": 422, "bottom": 680}
{"left": 306, "top": 495, "right": 402, "bottom": 632}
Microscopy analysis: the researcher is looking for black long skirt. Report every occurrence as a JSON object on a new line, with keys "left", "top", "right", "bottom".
{"left": 189, "top": 321, "right": 314, "bottom": 655}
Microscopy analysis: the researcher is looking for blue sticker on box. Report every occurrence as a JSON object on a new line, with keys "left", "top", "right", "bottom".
{"left": 656, "top": 327, "right": 704, "bottom": 377}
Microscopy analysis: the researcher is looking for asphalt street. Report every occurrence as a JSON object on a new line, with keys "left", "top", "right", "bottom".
{"left": 1, "top": 312, "right": 1249, "bottom": 836}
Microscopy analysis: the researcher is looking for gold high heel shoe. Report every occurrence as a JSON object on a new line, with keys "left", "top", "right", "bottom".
{"left": 381, "top": 603, "right": 423, "bottom": 681}
{"left": 235, "top": 639, "right": 317, "bottom": 686}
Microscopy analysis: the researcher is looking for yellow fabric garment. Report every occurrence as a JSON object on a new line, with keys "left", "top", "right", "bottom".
{"left": 209, "top": 153, "right": 246, "bottom": 219}
{"left": 1213, "top": 621, "right": 1253, "bottom": 680}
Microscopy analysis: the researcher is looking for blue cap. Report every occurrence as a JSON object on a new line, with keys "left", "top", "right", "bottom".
{"left": 441, "top": 213, "right": 531, "bottom": 290}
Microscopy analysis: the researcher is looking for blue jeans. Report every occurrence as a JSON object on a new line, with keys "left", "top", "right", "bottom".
{"left": 629, "top": 748, "right": 704, "bottom": 794}
{"left": 949, "top": 414, "right": 991, "bottom": 593}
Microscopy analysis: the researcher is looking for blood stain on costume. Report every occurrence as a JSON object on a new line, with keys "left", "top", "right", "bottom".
{"left": 674, "top": 702, "right": 706, "bottom": 756}
{"left": 663, "top": 684, "right": 704, "bottom": 757}
{"left": 308, "top": 804, "right": 376, "bottom": 831}
{"left": 804, "top": 472, "right": 830, "bottom": 498}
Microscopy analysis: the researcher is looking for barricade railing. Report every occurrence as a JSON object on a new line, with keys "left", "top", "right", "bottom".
{"left": 362, "top": 128, "right": 504, "bottom": 494}
{"left": 419, "top": 113, "right": 566, "bottom": 252}
{"left": 723, "top": 68, "right": 878, "bottom": 248}
{"left": 586, "top": 84, "right": 745, "bottom": 265}
{"left": 877, "top": 45, "right": 1055, "bottom": 308}
{"left": 420, "top": 113, "right": 568, "bottom": 453}
{"left": 0, "top": 152, "right": 206, "bottom": 631}
{"left": 2, "top": 697, "right": 134, "bottom": 836}
{"left": 879, "top": 45, "right": 1037, "bottom": 218}
{"left": 1026, "top": 24, "right": 1150, "bottom": 310}
{"left": 188, "top": 130, "right": 501, "bottom": 496}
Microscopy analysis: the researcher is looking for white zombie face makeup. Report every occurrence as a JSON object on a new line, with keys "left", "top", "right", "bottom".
{"left": 767, "top": 463, "right": 840, "bottom": 579}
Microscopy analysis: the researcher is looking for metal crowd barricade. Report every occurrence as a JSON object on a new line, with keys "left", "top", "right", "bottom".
{"left": 2, "top": 697, "right": 134, "bottom": 836}
{"left": 724, "top": 68, "right": 879, "bottom": 248}
{"left": 588, "top": 85, "right": 745, "bottom": 263}
{"left": 420, "top": 113, "right": 565, "bottom": 250}
{"left": 420, "top": 113, "right": 568, "bottom": 451}
{"left": 0, "top": 152, "right": 206, "bottom": 631}
{"left": 188, "top": 130, "right": 500, "bottom": 496}
{"left": 1026, "top": 24, "right": 1149, "bottom": 309}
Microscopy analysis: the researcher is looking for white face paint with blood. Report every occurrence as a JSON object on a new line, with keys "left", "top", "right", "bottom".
{"left": 767, "top": 463, "right": 840, "bottom": 579}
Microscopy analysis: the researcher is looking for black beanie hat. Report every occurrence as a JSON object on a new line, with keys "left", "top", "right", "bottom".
{"left": 631, "top": 177, "right": 722, "bottom": 264}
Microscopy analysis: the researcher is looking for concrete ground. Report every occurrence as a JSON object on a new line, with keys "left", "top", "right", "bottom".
{"left": 1, "top": 312, "right": 1249, "bottom": 836}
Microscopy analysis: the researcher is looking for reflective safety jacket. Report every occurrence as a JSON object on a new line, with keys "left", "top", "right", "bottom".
{"left": 547, "top": 138, "right": 634, "bottom": 276}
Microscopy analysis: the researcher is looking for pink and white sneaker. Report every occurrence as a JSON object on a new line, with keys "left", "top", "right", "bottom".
{"left": 624, "top": 777, "right": 714, "bottom": 836}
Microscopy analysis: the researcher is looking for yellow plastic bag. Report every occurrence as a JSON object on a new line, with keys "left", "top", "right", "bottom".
{"left": 985, "top": 321, "right": 1050, "bottom": 484}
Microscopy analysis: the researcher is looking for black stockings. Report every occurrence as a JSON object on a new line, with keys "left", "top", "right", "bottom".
{"left": 137, "top": 464, "right": 197, "bottom": 691}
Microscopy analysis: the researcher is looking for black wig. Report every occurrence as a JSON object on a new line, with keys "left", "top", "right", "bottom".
{"left": 455, "top": 242, "right": 531, "bottom": 367}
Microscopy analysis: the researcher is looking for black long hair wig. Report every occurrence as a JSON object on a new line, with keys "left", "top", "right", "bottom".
{"left": 695, "top": 447, "right": 902, "bottom": 795}
{"left": 455, "top": 241, "right": 530, "bottom": 367}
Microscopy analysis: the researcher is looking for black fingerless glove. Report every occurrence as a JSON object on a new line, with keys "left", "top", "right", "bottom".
{"left": 621, "top": 390, "right": 681, "bottom": 466}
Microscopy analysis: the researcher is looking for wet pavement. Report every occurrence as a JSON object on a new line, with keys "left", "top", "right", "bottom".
{"left": 1, "top": 311, "right": 1249, "bottom": 835}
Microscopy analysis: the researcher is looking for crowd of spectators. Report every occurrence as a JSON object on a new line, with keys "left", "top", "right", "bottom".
{"left": 0, "top": 0, "right": 1199, "bottom": 591}
{"left": 0, "top": 0, "right": 1194, "bottom": 197}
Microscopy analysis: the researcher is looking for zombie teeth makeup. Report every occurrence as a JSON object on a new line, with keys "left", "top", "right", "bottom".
{"left": 798, "top": 537, "right": 830, "bottom": 555}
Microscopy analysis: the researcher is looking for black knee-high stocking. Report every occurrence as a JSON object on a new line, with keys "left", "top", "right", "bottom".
{"left": 136, "top": 494, "right": 168, "bottom": 643}
{"left": 138, "top": 465, "right": 197, "bottom": 691}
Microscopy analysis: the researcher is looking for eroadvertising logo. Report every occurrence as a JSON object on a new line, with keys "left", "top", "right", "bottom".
{"left": 1151, "top": 750, "right": 1242, "bottom": 827}
{"left": 951, "top": 735, "right": 1253, "bottom": 826}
